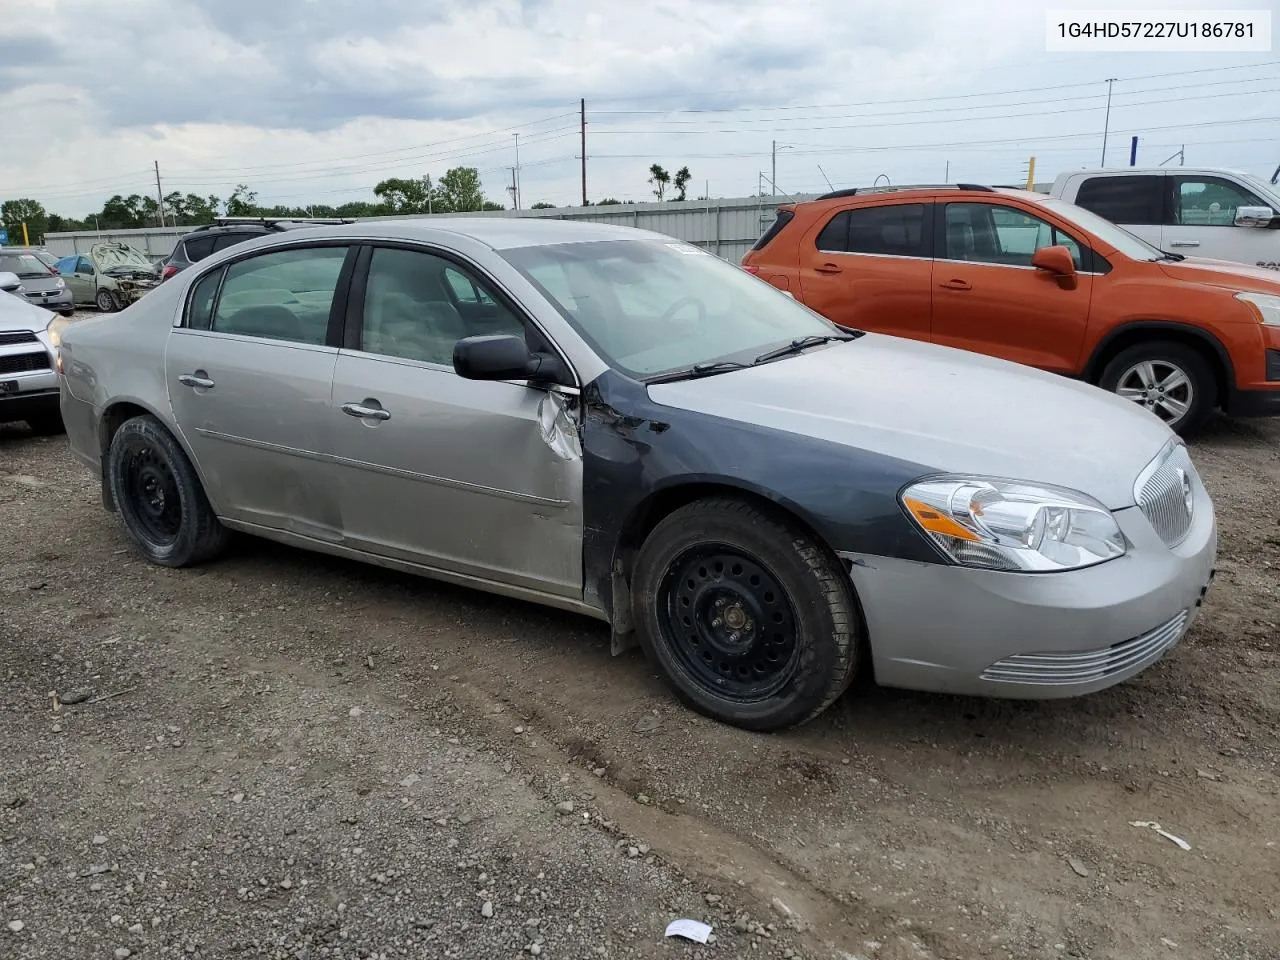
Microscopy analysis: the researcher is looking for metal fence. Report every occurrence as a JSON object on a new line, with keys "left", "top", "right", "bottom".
{"left": 41, "top": 194, "right": 816, "bottom": 264}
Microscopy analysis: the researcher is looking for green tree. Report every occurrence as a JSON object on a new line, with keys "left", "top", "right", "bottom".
{"left": 436, "top": 166, "right": 489, "bottom": 213}
{"left": 98, "top": 194, "right": 148, "bottom": 229}
{"left": 1, "top": 198, "right": 50, "bottom": 243}
{"left": 597, "top": 197, "right": 621, "bottom": 205}
{"left": 225, "top": 184, "right": 259, "bottom": 216}
{"left": 373, "top": 175, "right": 436, "bottom": 214}
{"left": 672, "top": 166, "right": 692, "bottom": 202}
{"left": 648, "top": 164, "right": 670, "bottom": 201}
{"left": 530, "top": 201, "right": 555, "bottom": 209}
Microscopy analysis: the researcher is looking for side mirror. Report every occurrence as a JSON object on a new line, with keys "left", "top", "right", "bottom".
{"left": 453, "top": 334, "right": 571, "bottom": 385}
{"left": 1234, "top": 205, "right": 1275, "bottom": 228}
{"left": 1031, "top": 245, "right": 1078, "bottom": 288}
{"left": 0, "top": 271, "right": 21, "bottom": 293}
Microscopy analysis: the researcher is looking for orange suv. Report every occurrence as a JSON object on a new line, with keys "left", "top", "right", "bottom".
{"left": 742, "top": 184, "right": 1280, "bottom": 434}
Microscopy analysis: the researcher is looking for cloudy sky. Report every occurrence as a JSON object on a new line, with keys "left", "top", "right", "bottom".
{"left": 2, "top": 0, "right": 1277, "bottom": 217}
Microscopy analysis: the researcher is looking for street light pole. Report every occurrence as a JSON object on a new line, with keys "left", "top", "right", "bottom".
{"left": 1100, "top": 77, "right": 1117, "bottom": 166}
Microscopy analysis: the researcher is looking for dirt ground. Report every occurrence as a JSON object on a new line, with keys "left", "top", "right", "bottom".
{"left": 1, "top": 412, "right": 1277, "bottom": 960}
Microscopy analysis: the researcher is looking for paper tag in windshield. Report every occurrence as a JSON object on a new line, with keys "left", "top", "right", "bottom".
{"left": 665, "top": 242, "right": 709, "bottom": 256}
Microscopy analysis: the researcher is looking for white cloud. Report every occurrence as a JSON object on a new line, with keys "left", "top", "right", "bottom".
{"left": 1, "top": 0, "right": 1276, "bottom": 217}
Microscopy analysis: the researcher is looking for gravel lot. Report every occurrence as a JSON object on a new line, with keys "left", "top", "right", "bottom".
{"left": 1, "top": 400, "right": 1277, "bottom": 960}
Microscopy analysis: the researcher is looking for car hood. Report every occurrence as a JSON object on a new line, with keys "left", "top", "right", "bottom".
{"left": 645, "top": 334, "right": 1174, "bottom": 510}
{"left": 0, "top": 291, "right": 56, "bottom": 332}
{"left": 90, "top": 242, "right": 154, "bottom": 273}
{"left": 14, "top": 275, "right": 62, "bottom": 292}
{"left": 1158, "top": 256, "right": 1280, "bottom": 292}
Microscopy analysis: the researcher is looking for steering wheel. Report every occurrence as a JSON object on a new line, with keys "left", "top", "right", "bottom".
{"left": 659, "top": 296, "right": 707, "bottom": 326}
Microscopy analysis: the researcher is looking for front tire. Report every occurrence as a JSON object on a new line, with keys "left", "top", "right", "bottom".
{"left": 95, "top": 289, "right": 118, "bottom": 312}
{"left": 631, "top": 497, "right": 860, "bottom": 732}
{"left": 106, "top": 415, "right": 228, "bottom": 567}
{"left": 1098, "top": 341, "right": 1215, "bottom": 435}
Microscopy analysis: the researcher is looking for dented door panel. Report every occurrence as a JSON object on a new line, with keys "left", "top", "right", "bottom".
{"left": 328, "top": 351, "right": 584, "bottom": 597}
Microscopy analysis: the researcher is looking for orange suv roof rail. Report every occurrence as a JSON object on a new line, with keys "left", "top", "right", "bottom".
{"left": 813, "top": 183, "right": 995, "bottom": 201}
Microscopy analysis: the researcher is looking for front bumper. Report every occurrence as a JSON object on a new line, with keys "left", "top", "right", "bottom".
{"left": 844, "top": 478, "right": 1217, "bottom": 699}
{"left": 22, "top": 288, "right": 74, "bottom": 312}
{"left": 0, "top": 386, "right": 60, "bottom": 422}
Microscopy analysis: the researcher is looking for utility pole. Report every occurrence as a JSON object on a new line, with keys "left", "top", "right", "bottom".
{"left": 1025, "top": 156, "right": 1036, "bottom": 191}
{"left": 771, "top": 140, "right": 776, "bottom": 199}
{"left": 580, "top": 98, "right": 587, "bottom": 207}
{"left": 944, "top": 160, "right": 950, "bottom": 182}
{"left": 509, "top": 168, "right": 519, "bottom": 210}
{"left": 513, "top": 134, "right": 521, "bottom": 210}
{"left": 154, "top": 160, "right": 166, "bottom": 227}
{"left": 1100, "top": 78, "right": 1117, "bottom": 166}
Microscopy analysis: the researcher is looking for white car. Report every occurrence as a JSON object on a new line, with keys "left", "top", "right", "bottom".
{"left": 1050, "top": 167, "right": 1280, "bottom": 271}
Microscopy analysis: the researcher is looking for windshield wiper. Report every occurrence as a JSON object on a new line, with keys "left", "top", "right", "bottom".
{"left": 644, "top": 360, "right": 752, "bottom": 384}
{"left": 1156, "top": 250, "right": 1186, "bottom": 262}
{"left": 753, "top": 333, "right": 858, "bottom": 365}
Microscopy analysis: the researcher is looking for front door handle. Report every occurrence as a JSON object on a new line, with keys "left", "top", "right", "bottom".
{"left": 939, "top": 278, "right": 972, "bottom": 290}
{"left": 342, "top": 401, "right": 391, "bottom": 422}
{"left": 177, "top": 373, "right": 215, "bottom": 389}
{"left": 814, "top": 263, "right": 842, "bottom": 275}
{"left": 1168, "top": 240, "right": 1200, "bottom": 247}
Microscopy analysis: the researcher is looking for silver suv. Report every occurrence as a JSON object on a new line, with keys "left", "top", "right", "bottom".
{"left": 0, "top": 249, "right": 75, "bottom": 316}
{"left": 0, "top": 287, "right": 66, "bottom": 433}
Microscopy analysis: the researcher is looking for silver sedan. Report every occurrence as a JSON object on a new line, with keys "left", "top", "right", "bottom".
{"left": 55, "top": 218, "right": 1217, "bottom": 730}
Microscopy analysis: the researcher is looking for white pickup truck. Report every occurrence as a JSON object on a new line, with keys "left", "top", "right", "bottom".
{"left": 1049, "top": 167, "right": 1280, "bottom": 271}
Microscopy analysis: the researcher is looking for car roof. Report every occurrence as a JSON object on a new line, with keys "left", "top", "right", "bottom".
{"left": 790, "top": 184, "right": 1050, "bottom": 210}
{"left": 1055, "top": 166, "right": 1258, "bottom": 179}
{"left": 250, "top": 215, "right": 671, "bottom": 251}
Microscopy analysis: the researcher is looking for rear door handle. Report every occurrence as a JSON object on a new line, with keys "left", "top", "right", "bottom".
{"left": 939, "top": 279, "right": 972, "bottom": 290}
{"left": 342, "top": 401, "right": 391, "bottom": 422}
{"left": 814, "top": 263, "right": 842, "bottom": 275}
{"left": 1168, "top": 240, "right": 1200, "bottom": 247}
{"left": 177, "top": 373, "right": 215, "bottom": 389}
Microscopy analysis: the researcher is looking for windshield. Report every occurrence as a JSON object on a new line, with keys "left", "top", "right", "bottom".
{"left": 92, "top": 242, "right": 153, "bottom": 271}
{"left": 0, "top": 254, "right": 54, "bottom": 279}
{"left": 1038, "top": 196, "right": 1166, "bottom": 261}
{"left": 1238, "top": 173, "right": 1280, "bottom": 210}
{"left": 500, "top": 239, "right": 841, "bottom": 378}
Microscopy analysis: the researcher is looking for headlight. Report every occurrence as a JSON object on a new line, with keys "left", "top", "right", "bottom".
{"left": 45, "top": 314, "right": 71, "bottom": 348}
{"left": 1236, "top": 291, "right": 1280, "bottom": 326}
{"left": 901, "top": 477, "right": 1126, "bottom": 572}
{"left": 53, "top": 277, "right": 65, "bottom": 289}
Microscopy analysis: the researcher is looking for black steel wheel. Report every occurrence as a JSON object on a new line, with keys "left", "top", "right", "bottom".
{"left": 632, "top": 497, "right": 860, "bottom": 731}
{"left": 107, "top": 414, "right": 229, "bottom": 567}
{"left": 659, "top": 546, "right": 801, "bottom": 702}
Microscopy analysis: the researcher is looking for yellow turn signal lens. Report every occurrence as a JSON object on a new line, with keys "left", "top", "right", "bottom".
{"left": 903, "top": 496, "right": 980, "bottom": 542}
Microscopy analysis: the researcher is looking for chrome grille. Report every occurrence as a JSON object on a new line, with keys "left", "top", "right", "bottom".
{"left": 0, "top": 330, "right": 38, "bottom": 345}
{"left": 1134, "top": 441, "right": 1195, "bottom": 547}
{"left": 981, "top": 611, "right": 1189, "bottom": 685}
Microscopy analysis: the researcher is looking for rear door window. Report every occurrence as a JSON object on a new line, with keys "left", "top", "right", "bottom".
{"left": 209, "top": 245, "right": 349, "bottom": 344}
{"left": 1074, "top": 175, "right": 1163, "bottom": 225}
{"left": 817, "top": 204, "right": 928, "bottom": 257}
{"left": 211, "top": 232, "right": 256, "bottom": 253}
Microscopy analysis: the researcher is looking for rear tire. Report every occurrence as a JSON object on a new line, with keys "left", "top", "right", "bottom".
{"left": 631, "top": 497, "right": 860, "bottom": 732}
{"left": 106, "top": 414, "right": 228, "bottom": 567}
{"left": 1098, "top": 341, "right": 1215, "bottom": 435}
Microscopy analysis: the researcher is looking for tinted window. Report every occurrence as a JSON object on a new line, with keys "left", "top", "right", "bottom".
{"left": 944, "top": 203, "right": 1083, "bottom": 268}
{"left": 751, "top": 208, "right": 795, "bottom": 251}
{"left": 187, "top": 269, "right": 222, "bottom": 330}
{"left": 815, "top": 211, "right": 849, "bottom": 251}
{"left": 1172, "top": 176, "right": 1265, "bottom": 226}
{"left": 183, "top": 235, "right": 216, "bottom": 262}
{"left": 1074, "top": 175, "right": 1163, "bottom": 224}
{"left": 361, "top": 248, "right": 524, "bottom": 364}
{"left": 210, "top": 246, "right": 348, "bottom": 344}
{"left": 212, "top": 232, "right": 255, "bottom": 252}
{"left": 845, "top": 204, "right": 926, "bottom": 256}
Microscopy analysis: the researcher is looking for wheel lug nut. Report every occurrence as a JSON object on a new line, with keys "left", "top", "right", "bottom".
{"left": 711, "top": 618, "right": 722, "bottom": 627}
